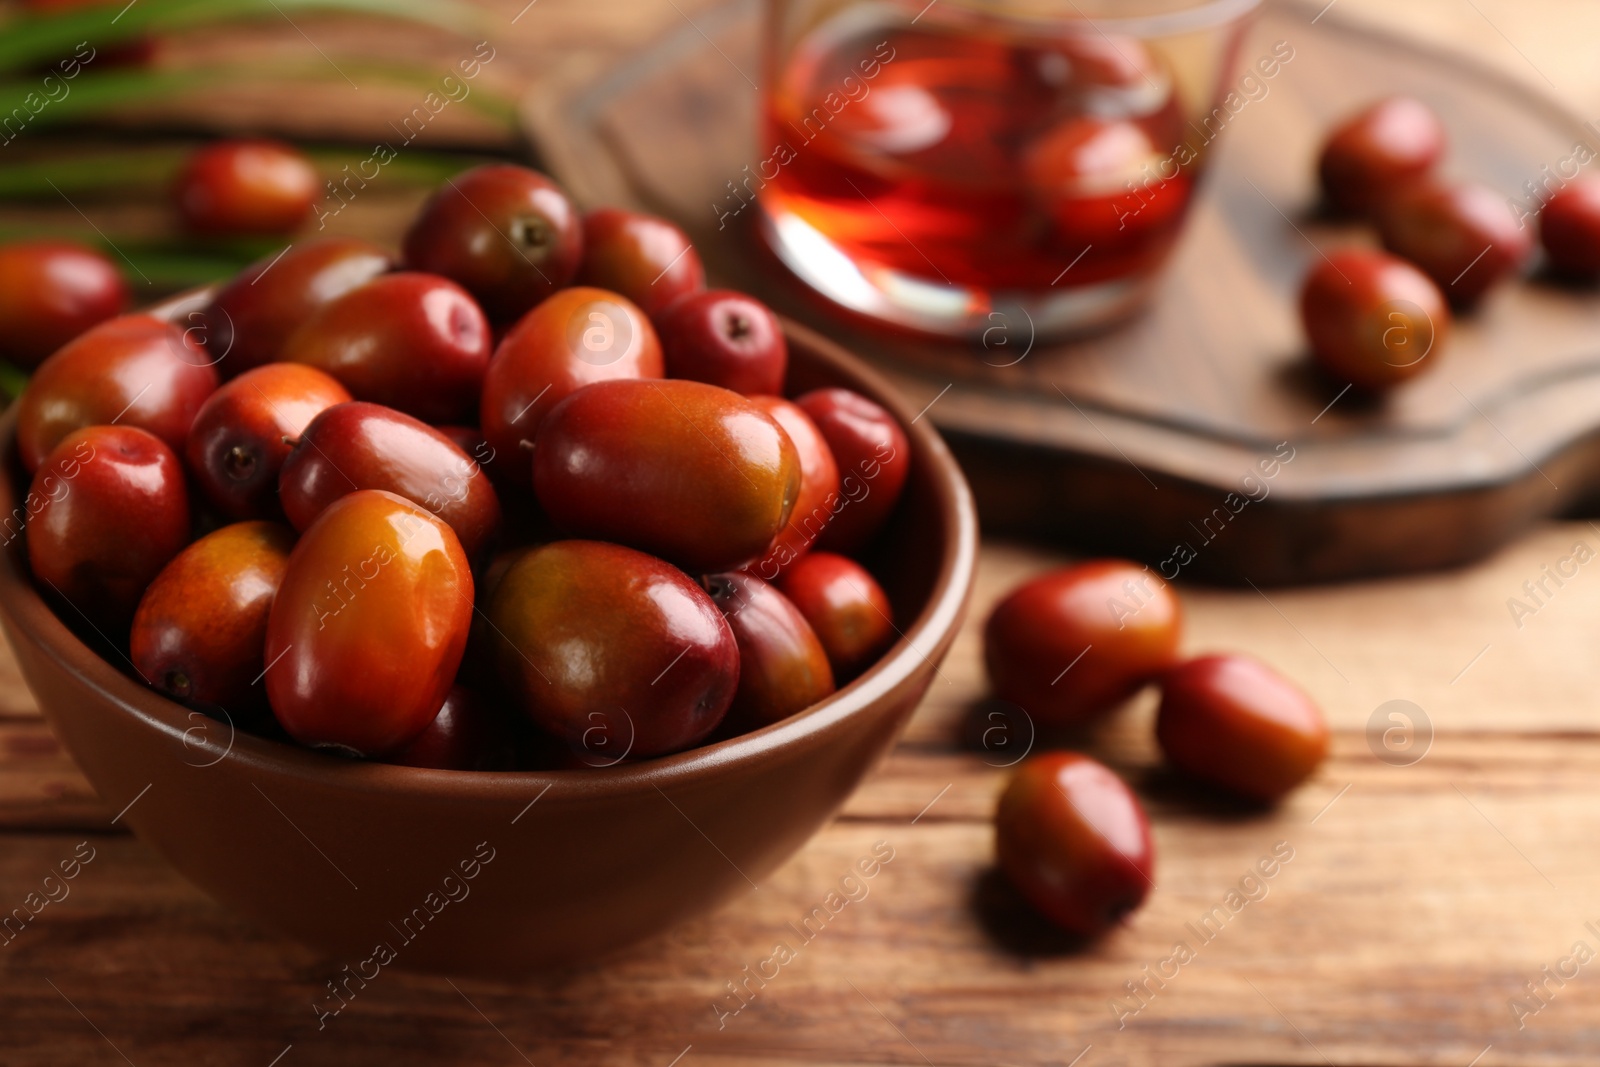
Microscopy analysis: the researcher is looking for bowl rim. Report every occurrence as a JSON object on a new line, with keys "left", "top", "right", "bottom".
{"left": 0, "top": 302, "right": 978, "bottom": 803}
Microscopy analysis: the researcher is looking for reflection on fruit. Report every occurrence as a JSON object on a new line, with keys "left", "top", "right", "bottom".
{"left": 797, "top": 387, "right": 909, "bottom": 553}
{"left": 746, "top": 395, "right": 838, "bottom": 579}
{"left": 656, "top": 290, "right": 787, "bottom": 397}
{"left": 1378, "top": 180, "right": 1531, "bottom": 306}
{"left": 1318, "top": 96, "right": 1446, "bottom": 216}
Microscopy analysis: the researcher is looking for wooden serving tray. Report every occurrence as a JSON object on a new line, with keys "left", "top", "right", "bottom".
{"left": 522, "top": 0, "right": 1600, "bottom": 584}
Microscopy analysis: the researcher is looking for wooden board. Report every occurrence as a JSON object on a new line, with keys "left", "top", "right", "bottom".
{"left": 9, "top": 523, "right": 1600, "bottom": 1065}
{"left": 522, "top": 0, "right": 1600, "bottom": 584}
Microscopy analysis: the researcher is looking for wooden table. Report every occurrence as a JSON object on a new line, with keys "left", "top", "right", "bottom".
{"left": 6, "top": 2, "right": 1600, "bottom": 1064}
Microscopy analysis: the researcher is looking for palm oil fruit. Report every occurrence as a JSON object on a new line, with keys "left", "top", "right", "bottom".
{"left": 576, "top": 207, "right": 705, "bottom": 316}
{"left": 995, "top": 752, "right": 1154, "bottom": 938}
{"left": 1541, "top": 177, "right": 1600, "bottom": 278}
{"left": 1300, "top": 248, "right": 1450, "bottom": 392}
{"left": 402, "top": 163, "right": 584, "bottom": 323}
{"left": 775, "top": 551, "right": 895, "bottom": 678}
{"left": 533, "top": 379, "right": 800, "bottom": 574}
{"left": 130, "top": 521, "right": 295, "bottom": 709}
{"left": 655, "top": 290, "right": 787, "bottom": 396}
{"left": 281, "top": 272, "right": 492, "bottom": 424}
{"left": 706, "top": 571, "right": 835, "bottom": 731}
{"left": 797, "top": 387, "right": 910, "bottom": 553}
{"left": 984, "top": 559, "right": 1182, "bottom": 726}
{"left": 1156, "top": 654, "right": 1329, "bottom": 803}
{"left": 1377, "top": 180, "right": 1531, "bottom": 306}
{"left": 381, "top": 686, "right": 513, "bottom": 771}
{"left": 197, "top": 237, "right": 391, "bottom": 378}
{"left": 185, "top": 363, "right": 352, "bottom": 520}
{"left": 478, "top": 285, "right": 663, "bottom": 488}
{"left": 16, "top": 313, "right": 217, "bottom": 473}
{"left": 173, "top": 138, "right": 319, "bottom": 236}
{"left": 745, "top": 395, "right": 839, "bottom": 580}
{"left": 1317, "top": 96, "right": 1446, "bottom": 216}
{"left": 486, "top": 540, "right": 739, "bottom": 758}
{"left": 0, "top": 240, "right": 128, "bottom": 370}
{"left": 279, "top": 401, "right": 502, "bottom": 560}
{"left": 26, "top": 426, "right": 190, "bottom": 627}
{"left": 264, "top": 489, "right": 474, "bottom": 756}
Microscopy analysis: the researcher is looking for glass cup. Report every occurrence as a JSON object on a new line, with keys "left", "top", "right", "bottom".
{"left": 758, "top": 0, "right": 1264, "bottom": 340}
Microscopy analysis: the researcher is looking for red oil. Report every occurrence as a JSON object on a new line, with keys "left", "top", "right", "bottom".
{"left": 760, "top": 17, "right": 1201, "bottom": 294}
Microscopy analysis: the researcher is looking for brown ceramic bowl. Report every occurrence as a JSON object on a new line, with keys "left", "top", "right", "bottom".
{"left": 0, "top": 292, "right": 977, "bottom": 976}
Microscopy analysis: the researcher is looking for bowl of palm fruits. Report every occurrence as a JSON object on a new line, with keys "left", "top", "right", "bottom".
{"left": 0, "top": 162, "right": 978, "bottom": 975}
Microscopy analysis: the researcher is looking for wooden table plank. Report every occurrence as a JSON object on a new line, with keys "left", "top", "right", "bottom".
{"left": 6, "top": 525, "right": 1600, "bottom": 1065}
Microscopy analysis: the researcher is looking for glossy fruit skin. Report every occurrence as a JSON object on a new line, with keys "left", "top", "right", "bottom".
{"left": 279, "top": 401, "right": 502, "bottom": 560}
{"left": 174, "top": 139, "right": 319, "bottom": 236}
{"left": 796, "top": 388, "right": 911, "bottom": 553}
{"left": 26, "top": 426, "right": 190, "bottom": 627}
{"left": 0, "top": 240, "right": 128, "bottom": 370}
{"left": 381, "top": 687, "right": 513, "bottom": 771}
{"left": 1318, "top": 96, "right": 1446, "bottom": 216}
{"left": 776, "top": 552, "right": 895, "bottom": 677}
{"left": 746, "top": 396, "right": 838, "bottom": 580}
{"left": 656, "top": 290, "right": 787, "bottom": 396}
{"left": 576, "top": 208, "right": 705, "bottom": 317}
{"left": 16, "top": 313, "right": 217, "bottom": 473}
{"left": 1378, "top": 181, "right": 1532, "bottom": 306}
{"left": 1300, "top": 248, "right": 1451, "bottom": 392}
{"left": 534, "top": 379, "right": 800, "bottom": 574}
{"left": 985, "top": 559, "right": 1182, "bottom": 726}
{"left": 487, "top": 540, "right": 739, "bottom": 758}
{"left": 282, "top": 272, "right": 491, "bottom": 424}
{"left": 129, "top": 521, "right": 294, "bottom": 709}
{"left": 264, "top": 489, "right": 474, "bottom": 756}
{"left": 185, "top": 364, "right": 352, "bottom": 520}
{"left": 401, "top": 164, "right": 583, "bottom": 323}
{"left": 995, "top": 752, "right": 1154, "bottom": 938}
{"left": 707, "top": 571, "right": 834, "bottom": 732}
{"left": 197, "top": 237, "right": 391, "bottom": 378}
{"left": 1157, "top": 654, "right": 1329, "bottom": 803}
{"left": 479, "top": 286, "right": 664, "bottom": 488}
{"left": 1540, "top": 178, "right": 1600, "bottom": 277}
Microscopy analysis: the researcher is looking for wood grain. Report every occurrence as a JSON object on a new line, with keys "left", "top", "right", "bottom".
{"left": 6, "top": 523, "right": 1600, "bottom": 1065}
